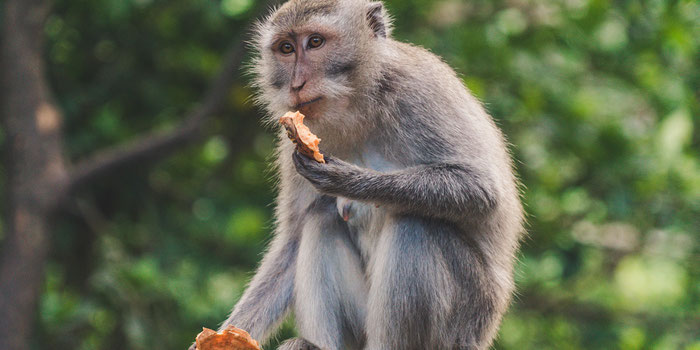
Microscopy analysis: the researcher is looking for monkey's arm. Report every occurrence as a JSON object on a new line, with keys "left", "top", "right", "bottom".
{"left": 293, "top": 151, "right": 498, "bottom": 220}
{"left": 217, "top": 222, "right": 300, "bottom": 343}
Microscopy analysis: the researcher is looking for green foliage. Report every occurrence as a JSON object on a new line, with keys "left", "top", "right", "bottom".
{"left": 29, "top": 0, "right": 700, "bottom": 349}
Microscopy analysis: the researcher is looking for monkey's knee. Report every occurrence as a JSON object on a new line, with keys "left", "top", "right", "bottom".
{"left": 187, "top": 342, "right": 196, "bottom": 350}
{"left": 278, "top": 337, "right": 321, "bottom": 350}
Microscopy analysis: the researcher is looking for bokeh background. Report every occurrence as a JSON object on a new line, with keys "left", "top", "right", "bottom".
{"left": 1, "top": 0, "right": 698, "bottom": 349}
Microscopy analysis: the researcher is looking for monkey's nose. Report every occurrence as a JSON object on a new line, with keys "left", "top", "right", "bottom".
{"left": 291, "top": 80, "right": 306, "bottom": 91}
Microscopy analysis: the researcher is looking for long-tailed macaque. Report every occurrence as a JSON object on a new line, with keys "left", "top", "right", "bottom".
{"left": 191, "top": 1, "right": 525, "bottom": 349}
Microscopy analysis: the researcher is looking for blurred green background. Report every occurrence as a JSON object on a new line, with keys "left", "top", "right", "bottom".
{"left": 11, "top": 0, "right": 700, "bottom": 349}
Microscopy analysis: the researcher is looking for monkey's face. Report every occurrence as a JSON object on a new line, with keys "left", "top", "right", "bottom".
{"left": 274, "top": 28, "right": 352, "bottom": 116}
{"left": 252, "top": 0, "right": 385, "bottom": 126}
{"left": 257, "top": 22, "right": 360, "bottom": 120}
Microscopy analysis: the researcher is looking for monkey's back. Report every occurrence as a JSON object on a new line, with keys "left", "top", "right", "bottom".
{"left": 368, "top": 38, "right": 526, "bottom": 293}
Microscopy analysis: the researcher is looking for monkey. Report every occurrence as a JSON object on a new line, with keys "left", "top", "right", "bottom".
{"left": 189, "top": 0, "right": 525, "bottom": 349}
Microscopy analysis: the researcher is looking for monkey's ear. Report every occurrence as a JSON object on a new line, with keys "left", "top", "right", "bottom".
{"left": 366, "top": 2, "right": 387, "bottom": 38}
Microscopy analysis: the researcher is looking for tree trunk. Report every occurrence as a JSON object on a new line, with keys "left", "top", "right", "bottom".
{"left": 0, "top": 0, "right": 278, "bottom": 347}
{"left": 0, "top": 0, "right": 69, "bottom": 349}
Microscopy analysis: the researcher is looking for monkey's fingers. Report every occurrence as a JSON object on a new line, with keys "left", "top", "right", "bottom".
{"left": 292, "top": 151, "right": 328, "bottom": 189}
{"left": 292, "top": 150, "right": 316, "bottom": 173}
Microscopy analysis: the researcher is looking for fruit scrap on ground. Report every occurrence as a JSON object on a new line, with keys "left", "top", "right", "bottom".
{"left": 279, "top": 111, "right": 325, "bottom": 163}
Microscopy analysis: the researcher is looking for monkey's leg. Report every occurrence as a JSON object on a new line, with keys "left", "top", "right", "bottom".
{"left": 365, "top": 216, "right": 502, "bottom": 350}
{"left": 294, "top": 196, "right": 367, "bottom": 350}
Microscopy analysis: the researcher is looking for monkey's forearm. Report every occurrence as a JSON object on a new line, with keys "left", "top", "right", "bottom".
{"left": 220, "top": 231, "right": 299, "bottom": 342}
{"left": 294, "top": 152, "right": 498, "bottom": 220}
{"left": 345, "top": 163, "right": 498, "bottom": 219}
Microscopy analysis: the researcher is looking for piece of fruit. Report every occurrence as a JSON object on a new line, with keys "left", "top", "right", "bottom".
{"left": 279, "top": 111, "right": 325, "bottom": 163}
{"left": 195, "top": 326, "right": 261, "bottom": 350}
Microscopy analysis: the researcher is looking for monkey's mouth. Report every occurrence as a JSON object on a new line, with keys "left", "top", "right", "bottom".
{"left": 294, "top": 97, "right": 322, "bottom": 109}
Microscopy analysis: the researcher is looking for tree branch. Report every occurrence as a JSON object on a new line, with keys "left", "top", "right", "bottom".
{"left": 66, "top": 40, "right": 246, "bottom": 192}
{"left": 66, "top": 0, "right": 280, "bottom": 193}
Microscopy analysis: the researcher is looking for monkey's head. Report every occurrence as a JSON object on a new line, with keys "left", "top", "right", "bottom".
{"left": 251, "top": 0, "right": 391, "bottom": 130}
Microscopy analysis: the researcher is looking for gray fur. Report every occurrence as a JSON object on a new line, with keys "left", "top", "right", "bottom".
{"left": 200, "top": 1, "right": 525, "bottom": 349}
{"left": 294, "top": 195, "right": 367, "bottom": 349}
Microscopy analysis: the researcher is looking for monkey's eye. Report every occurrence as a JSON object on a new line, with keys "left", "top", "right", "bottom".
{"left": 279, "top": 42, "right": 295, "bottom": 55}
{"left": 307, "top": 35, "right": 325, "bottom": 49}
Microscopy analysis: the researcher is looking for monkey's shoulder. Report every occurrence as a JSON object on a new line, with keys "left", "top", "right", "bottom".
{"left": 377, "top": 41, "right": 477, "bottom": 118}
{"left": 387, "top": 41, "right": 460, "bottom": 83}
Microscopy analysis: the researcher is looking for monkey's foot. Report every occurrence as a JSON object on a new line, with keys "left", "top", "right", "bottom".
{"left": 278, "top": 338, "right": 321, "bottom": 350}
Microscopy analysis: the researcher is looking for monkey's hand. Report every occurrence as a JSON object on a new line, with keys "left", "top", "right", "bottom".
{"left": 293, "top": 150, "right": 365, "bottom": 195}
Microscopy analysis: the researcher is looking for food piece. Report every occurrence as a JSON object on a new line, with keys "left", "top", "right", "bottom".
{"left": 195, "top": 326, "right": 261, "bottom": 350}
{"left": 279, "top": 111, "right": 325, "bottom": 163}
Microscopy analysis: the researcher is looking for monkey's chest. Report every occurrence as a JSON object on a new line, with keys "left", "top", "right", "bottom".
{"left": 335, "top": 149, "right": 396, "bottom": 255}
